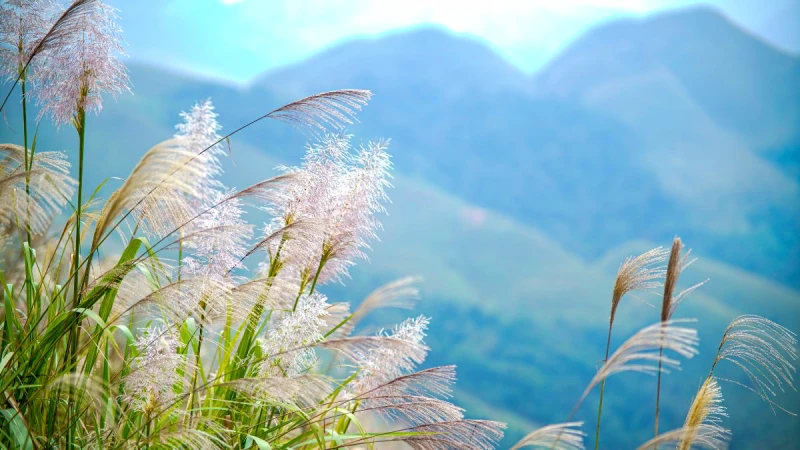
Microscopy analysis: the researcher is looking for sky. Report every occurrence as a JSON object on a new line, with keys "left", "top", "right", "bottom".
{"left": 110, "top": 0, "right": 800, "bottom": 83}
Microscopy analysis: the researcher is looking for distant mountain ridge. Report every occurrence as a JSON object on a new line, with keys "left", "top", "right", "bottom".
{"left": 250, "top": 6, "right": 800, "bottom": 287}
{"left": 1, "top": 6, "right": 798, "bottom": 448}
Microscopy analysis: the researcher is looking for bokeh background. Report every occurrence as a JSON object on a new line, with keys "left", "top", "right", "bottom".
{"left": 2, "top": 0, "right": 799, "bottom": 447}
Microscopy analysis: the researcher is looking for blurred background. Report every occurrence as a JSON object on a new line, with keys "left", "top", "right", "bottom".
{"left": 2, "top": 0, "right": 799, "bottom": 447}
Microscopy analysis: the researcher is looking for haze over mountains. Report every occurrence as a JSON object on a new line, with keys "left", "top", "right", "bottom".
{"left": 2, "top": 5, "right": 798, "bottom": 448}
{"left": 253, "top": 6, "right": 800, "bottom": 288}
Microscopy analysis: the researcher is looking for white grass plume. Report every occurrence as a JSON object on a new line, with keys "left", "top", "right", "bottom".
{"left": 579, "top": 321, "right": 699, "bottom": 407}
{"left": 92, "top": 139, "right": 210, "bottom": 246}
{"left": 398, "top": 419, "right": 506, "bottom": 450}
{"left": 610, "top": 247, "right": 668, "bottom": 328}
{"left": 510, "top": 422, "right": 586, "bottom": 450}
{"left": 712, "top": 315, "right": 797, "bottom": 413}
{"left": 224, "top": 374, "right": 331, "bottom": 408}
{"left": 674, "top": 377, "right": 730, "bottom": 450}
{"left": 267, "top": 89, "right": 372, "bottom": 137}
{"left": 0, "top": 144, "right": 75, "bottom": 239}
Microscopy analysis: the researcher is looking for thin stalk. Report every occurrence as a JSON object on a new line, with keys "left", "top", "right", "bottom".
{"left": 21, "top": 76, "right": 31, "bottom": 243}
{"left": 67, "top": 107, "right": 86, "bottom": 450}
{"left": 594, "top": 320, "right": 613, "bottom": 450}
{"left": 654, "top": 346, "right": 664, "bottom": 443}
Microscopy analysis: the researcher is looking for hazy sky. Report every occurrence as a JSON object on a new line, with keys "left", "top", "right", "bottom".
{"left": 111, "top": 0, "right": 799, "bottom": 83}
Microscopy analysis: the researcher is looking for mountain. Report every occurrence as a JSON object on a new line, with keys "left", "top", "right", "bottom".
{"left": 1, "top": 5, "right": 798, "bottom": 449}
{"left": 252, "top": 8, "right": 800, "bottom": 288}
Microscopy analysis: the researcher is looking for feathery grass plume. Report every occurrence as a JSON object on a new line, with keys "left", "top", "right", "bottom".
{"left": 609, "top": 246, "right": 669, "bottom": 335}
{"left": 359, "top": 394, "right": 465, "bottom": 426}
{"left": 0, "top": 0, "right": 57, "bottom": 81}
{"left": 181, "top": 189, "right": 252, "bottom": 278}
{"left": 358, "top": 366, "right": 457, "bottom": 401}
{"left": 595, "top": 246, "right": 668, "bottom": 448}
{"left": 322, "top": 139, "right": 392, "bottom": 282}
{"left": 594, "top": 320, "right": 699, "bottom": 384}
{"left": 711, "top": 315, "right": 797, "bottom": 412}
{"left": 349, "top": 315, "right": 430, "bottom": 395}
{"left": 0, "top": 144, "right": 75, "bottom": 239}
{"left": 395, "top": 419, "right": 506, "bottom": 450}
{"left": 92, "top": 139, "right": 211, "bottom": 246}
{"left": 261, "top": 133, "right": 352, "bottom": 280}
{"left": 135, "top": 427, "right": 224, "bottom": 450}
{"left": 266, "top": 89, "right": 372, "bottom": 137}
{"left": 260, "top": 292, "right": 331, "bottom": 376}
{"left": 261, "top": 134, "right": 392, "bottom": 287}
{"left": 35, "top": 0, "right": 129, "bottom": 125}
{"left": 336, "top": 276, "right": 420, "bottom": 336}
{"left": 353, "top": 276, "right": 421, "bottom": 322}
{"left": 228, "top": 275, "right": 301, "bottom": 323}
{"left": 173, "top": 98, "right": 225, "bottom": 189}
{"left": 675, "top": 377, "right": 730, "bottom": 450}
{"left": 655, "top": 237, "right": 706, "bottom": 439}
{"left": 635, "top": 426, "right": 729, "bottom": 450}
{"left": 510, "top": 422, "right": 586, "bottom": 450}
{"left": 224, "top": 374, "right": 332, "bottom": 407}
{"left": 121, "top": 324, "right": 186, "bottom": 414}
{"left": 321, "top": 335, "right": 428, "bottom": 378}
{"left": 323, "top": 301, "right": 352, "bottom": 336}
{"left": 579, "top": 320, "right": 699, "bottom": 414}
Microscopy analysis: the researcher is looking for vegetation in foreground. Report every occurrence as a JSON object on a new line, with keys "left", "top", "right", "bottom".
{"left": 0, "top": 1, "right": 796, "bottom": 448}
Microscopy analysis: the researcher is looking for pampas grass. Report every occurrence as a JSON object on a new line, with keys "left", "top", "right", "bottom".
{"left": 1, "top": 3, "right": 797, "bottom": 450}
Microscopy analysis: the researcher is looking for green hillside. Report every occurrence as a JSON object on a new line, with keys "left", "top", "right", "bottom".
{"left": 1, "top": 6, "right": 798, "bottom": 448}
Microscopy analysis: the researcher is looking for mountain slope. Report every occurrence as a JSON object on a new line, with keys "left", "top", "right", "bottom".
{"left": 1, "top": 6, "right": 798, "bottom": 448}
{"left": 251, "top": 7, "right": 800, "bottom": 288}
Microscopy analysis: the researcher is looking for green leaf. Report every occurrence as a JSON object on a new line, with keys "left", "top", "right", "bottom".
{"left": 1, "top": 408, "right": 33, "bottom": 450}
{"left": 72, "top": 307, "right": 107, "bottom": 329}
{"left": 245, "top": 435, "right": 272, "bottom": 450}
{"left": 0, "top": 351, "right": 13, "bottom": 376}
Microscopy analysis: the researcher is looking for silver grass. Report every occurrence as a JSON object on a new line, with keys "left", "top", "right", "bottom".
{"left": 397, "top": 419, "right": 506, "bottom": 450}
{"left": 121, "top": 324, "right": 185, "bottom": 413}
{"left": 0, "top": 0, "right": 58, "bottom": 82}
{"left": 675, "top": 377, "right": 730, "bottom": 450}
{"left": 634, "top": 427, "right": 729, "bottom": 450}
{"left": 610, "top": 247, "right": 669, "bottom": 328}
{"left": 358, "top": 366, "right": 457, "bottom": 401}
{"left": 224, "top": 374, "right": 331, "bottom": 408}
{"left": 320, "top": 336, "right": 428, "bottom": 377}
{"left": 339, "top": 276, "right": 420, "bottom": 336}
{"left": 142, "top": 429, "right": 223, "bottom": 450}
{"left": 0, "top": 144, "right": 75, "bottom": 240}
{"left": 353, "top": 276, "right": 421, "bottom": 322}
{"left": 35, "top": 0, "right": 130, "bottom": 125}
{"left": 655, "top": 238, "right": 705, "bottom": 439}
{"left": 266, "top": 89, "right": 372, "bottom": 137}
{"left": 228, "top": 276, "right": 302, "bottom": 324}
{"left": 110, "top": 275, "right": 230, "bottom": 327}
{"left": 228, "top": 172, "right": 297, "bottom": 204}
{"left": 173, "top": 98, "right": 226, "bottom": 193}
{"left": 114, "top": 419, "right": 227, "bottom": 450}
{"left": 260, "top": 292, "right": 331, "bottom": 376}
{"left": 583, "top": 321, "right": 699, "bottom": 403}
{"left": 661, "top": 238, "right": 705, "bottom": 321}
{"left": 261, "top": 133, "right": 352, "bottom": 281}
{"left": 261, "top": 134, "right": 392, "bottom": 285}
{"left": 92, "top": 139, "right": 211, "bottom": 246}
{"left": 45, "top": 372, "right": 109, "bottom": 420}
{"left": 323, "top": 301, "right": 352, "bottom": 336}
{"left": 349, "top": 315, "right": 430, "bottom": 395}
{"left": 358, "top": 394, "right": 464, "bottom": 427}
{"left": 712, "top": 315, "right": 797, "bottom": 411}
{"left": 322, "top": 139, "right": 392, "bottom": 283}
{"left": 181, "top": 189, "right": 252, "bottom": 280}
{"left": 510, "top": 422, "right": 586, "bottom": 450}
